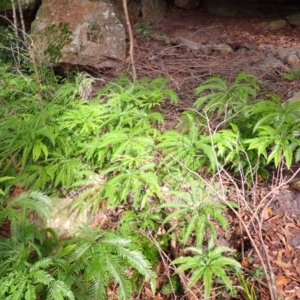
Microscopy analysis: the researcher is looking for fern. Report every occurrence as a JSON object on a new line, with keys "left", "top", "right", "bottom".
{"left": 61, "top": 100, "right": 107, "bottom": 137}
{"left": 67, "top": 226, "right": 156, "bottom": 299}
{"left": 194, "top": 71, "right": 259, "bottom": 118}
{"left": 159, "top": 179, "right": 228, "bottom": 247}
{"left": 173, "top": 246, "right": 241, "bottom": 298}
{"left": 158, "top": 123, "right": 216, "bottom": 173}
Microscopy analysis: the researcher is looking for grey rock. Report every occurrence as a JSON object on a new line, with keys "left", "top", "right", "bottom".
{"left": 286, "top": 14, "right": 300, "bottom": 26}
{"left": 174, "top": 0, "right": 200, "bottom": 9}
{"left": 141, "top": 0, "right": 166, "bottom": 24}
{"left": 285, "top": 54, "right": 299, "bottom": 66}
{"left": 267, "top": 20, "right": 286, "bottom": 30}
{"left": 110, "top": 0, "right": 141, "bottom": 25}
{"left": 37, "top": 198, "right": 87, "bottom": 239}
{"left": 31, "top": 0, "right": 126, "bottom": 69}
{"left": 275, "top": 48, "right": 297, "bottom": 61}
{"left": 213, "top": 43, "right": 233, "bottom": 53}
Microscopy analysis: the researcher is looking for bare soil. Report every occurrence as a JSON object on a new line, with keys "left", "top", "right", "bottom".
{"left": 135, "top": 5, "right": 300, "bottom": 102}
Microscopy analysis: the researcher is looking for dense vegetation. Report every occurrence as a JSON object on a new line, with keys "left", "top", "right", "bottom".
{"left": 1, "top": 28, "right": 300, "bottom": 299}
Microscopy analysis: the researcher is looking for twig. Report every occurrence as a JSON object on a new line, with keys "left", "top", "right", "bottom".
{"left": 143, "top": 231, "right": 200, "bottom": 300}
{"left": 28, "top": 39, "right": 42, "bottom": 106}
{"left": 10, "top": 0, "right": 18, "bottom": 38}
{"left": 17, "top": 0, "right": 26, "bottom": 39}
{"left": 122, "top": 0, "right": 137, "bottom": 80}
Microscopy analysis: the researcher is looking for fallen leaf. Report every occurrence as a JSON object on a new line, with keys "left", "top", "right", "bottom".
{"left": 273, "top": 260, "right": 291, "bottom": 269}
{"left": 276, "top": 275, "right": 291, "bottom": 286}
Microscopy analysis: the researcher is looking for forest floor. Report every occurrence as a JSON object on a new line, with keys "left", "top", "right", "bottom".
{"left": 121, "top": 5, "right": 300, "bottom": 299}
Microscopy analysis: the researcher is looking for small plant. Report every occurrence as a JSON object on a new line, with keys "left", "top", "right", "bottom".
{"left": 194, "top": 71, "right": 259, "bottom": 119}
{"left": 173, "top": 246, "right": 241, "bottom": 298}
{"left": 159, "top": 179, "right": 228, "bottom": 247}
{"left": 135, "top": 22, "right": 154, "bottom": 39}
{"left": 246, "top": 98, "right": 300, "bottom": 168}
{"left": 158, "top": 119, "right": 216, "bottom": 175}
{"left": 237, "top": 273, "right": 257, "bottom": 300}
{"left": 280, "top": 67, "right": 300, "bottom": 81}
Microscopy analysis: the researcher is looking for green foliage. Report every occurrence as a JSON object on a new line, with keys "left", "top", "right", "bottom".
{"left": 43, "top": 22, "right": 72, "bottom": 63}
{"left": 280, "top": 68, "right": 300, "bottom": 81}
{"left": 67, "top": 226, "right": 156, "bottom": 299}
{"left": 236, "top": 273, "right": 257, "bottom": 300}
{"left": 194, "top": 71, "right": 259, "bottom": 118}
{"left": 0, "top": 176, "right": 14, "bottom": 195}
{"left": 134, "top": 22, "right": 165, "bottom": 40}
{"left": 0, "top": 188, "right": 156, "bottom": 299}
{"left": 158, "top": 125, "right": 215, "bottom": 173}
{"left": 99, "top": 75, "right": 178, "bottom": 110}
{"left": 135, "top": 22, "right": 154, "bottom": 38}
{"left": 245, "top": 98, "right": 300, "bottom": 168}
{"left": 192, "top": 72, "right": 300, "bottom": 177}
{"left": 173, "top": 246, "right": 241, "bottom": 298}
{"left": 0, "top": 25, "right": 28, "bottom": 66}
{"left": 0, "top": 189, "right": 68, "bottom": 300}
{"left": 161, "top": 276, "right": 181, "bottom": 295}
{"left": 4, "top": 62, "right": 300, "bottom": 300}
{"left": 159, "top": 179, "right": 228, "bottom": 247}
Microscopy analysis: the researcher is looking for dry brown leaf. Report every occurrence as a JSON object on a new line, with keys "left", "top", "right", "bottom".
{"left": 241, "top": 257, "right": 251, "bottom": 268}
{"left": 144, "top": 286, "right": 154, "bottom": 298}
{"left": 276, "top": 275, "right": 291, "bottom": 286}
{"left": 262, "top": 207, "right": 272, "bottom": 221}
{"left": 273, "top": 260, "right": 292, "bottom": 269}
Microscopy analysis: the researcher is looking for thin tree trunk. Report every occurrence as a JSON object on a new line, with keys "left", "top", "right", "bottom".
{"left": 17, "top": 0, "right": 26, "bottom": 39}
{"left": 10, "top": 0, "right": 19, "bottom": 38}
{"left": 122, "top": 0, "right": 137, "bottom": 80}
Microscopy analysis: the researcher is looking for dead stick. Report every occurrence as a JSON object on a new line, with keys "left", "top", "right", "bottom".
{"left": 122, "top": 0, "right": 137, "bottom": 80}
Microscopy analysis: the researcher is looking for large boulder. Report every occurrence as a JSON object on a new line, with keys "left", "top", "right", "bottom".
{"left": 110, "top": 0, "right": 142, "bottom": 24}
{"left": 286, "top": 14, "right": 300, "bottom": 27}
{"left": 141, "top": 0, "right": 166, "bottom": 24}
{"left": 111, "top": 0, "right": 166, "bottom": 25}
{"left": 31, "top": 0, "right": 126, "bottom": 69}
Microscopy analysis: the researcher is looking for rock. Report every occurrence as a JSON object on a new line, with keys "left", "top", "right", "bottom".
{"left": 286, "top": 14, "right": 300, "bottom": 26}
{"left": 243, "top": 42, "right": 254, "bottom": 51}
{"left": 287, "top": 91, "right": 300, "bottom": 103}
{"left": 262, "top": 54, "right": 286, "bottom": 72}
{"left": 141, "top": 0, "right": 166, "bottom": 24}
{"left": 267, "top": 20, "right": 286, "bottom": 30}
{"left": 285, "top": 54, "right": 299, "bottom": 66}
{"left": 258, "top": 22, "right": 268, "bottom": 29}
{"left": 207, "top": 5, "right": 238, "bottom": 17}
{"left": 237, "top": 47, "right": 248, "bottom": 53}
{"left": 213, "top": 43, "right": 233, "bottom": 53}
{"left": 37, "top": 198, "right": 87, "bottom": 239}
{"left": 259, "top": 20, "right": 286, "bottom": 30}
{"left": 257, "top": 43, "right": 275, "bottom": 51}
{"left": 275, "top": 48, "right": 297, "bottom": 61}
{"left": 200, "top": 44, "right": 213, "bottom": 55}
{"left": 109, "top": 0, "right": 166, "bottom": 25}
{"left": 110, "top": 0, "right": 141, "bottom": 24}
{"left": 31, "top": 0, "right": 126, "bottom": 69}
{"left": 174, "top": 0, "right": 200, "bottom": 9}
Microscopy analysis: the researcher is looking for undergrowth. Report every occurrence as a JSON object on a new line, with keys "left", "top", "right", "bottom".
{"left": 1, "top": 46, "right": 300, "bottom": 298}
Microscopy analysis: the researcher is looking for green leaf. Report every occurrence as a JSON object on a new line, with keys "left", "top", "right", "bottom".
{"left": 203, "top": 269, "right": 213, "bottom": 297}
{"left": 25, "top": 283, "right": 36, "bottom": 300}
